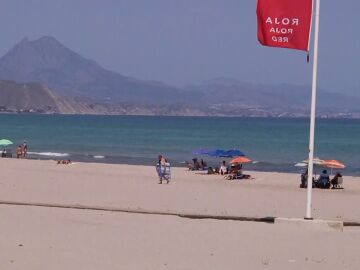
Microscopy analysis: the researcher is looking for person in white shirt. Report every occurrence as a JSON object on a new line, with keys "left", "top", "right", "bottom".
{"left": 219, "top": 160, "right": 228, "bottom": 175}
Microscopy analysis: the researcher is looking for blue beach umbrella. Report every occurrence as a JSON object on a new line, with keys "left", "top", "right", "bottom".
{"left": 208, "top": 149, "right": 245, "bottom": 158}
{"left": 222, "top": 149, "right": 245, "bottom": 158}
{"left": 208, "top": 149, "right": 226, "bottom": 157}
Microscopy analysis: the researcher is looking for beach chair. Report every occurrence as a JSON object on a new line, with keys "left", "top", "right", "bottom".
{"left": 332, "top": 177, "right": 343, "bottom": 189}
{"left": 233, "top": 172, "right": 244, "bottom": 180}
{"left": 156, "top": 162, "right": 171, "bottom": 183}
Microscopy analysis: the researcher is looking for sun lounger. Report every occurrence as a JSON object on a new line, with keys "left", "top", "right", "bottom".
{"left": 234, "top": 173, "right": 252, "bottom": 180}
{"left": 225, "top": 172, "right": 252, "bottom": 180}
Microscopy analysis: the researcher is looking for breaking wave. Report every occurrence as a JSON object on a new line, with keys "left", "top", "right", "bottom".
{"left": 93, "top": 155, "right": 105, "bottom": 159}
{"left": 28, "top": 152, "right": 70, "bottom": 157}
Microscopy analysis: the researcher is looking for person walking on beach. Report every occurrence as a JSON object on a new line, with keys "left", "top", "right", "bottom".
{"left": 156, "top": 155, "right": 170, "bottom": 184}
{"left": 23, "top": 140, "right": 28, "bottom": 158}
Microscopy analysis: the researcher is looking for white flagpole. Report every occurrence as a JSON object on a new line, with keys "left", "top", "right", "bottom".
{"left": 306, "top": 0, "right": 321, "bottom": 219}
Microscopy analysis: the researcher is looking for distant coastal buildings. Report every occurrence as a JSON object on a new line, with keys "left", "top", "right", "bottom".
{"left": 1, "top": 104, "right": 359, "bottom": 119}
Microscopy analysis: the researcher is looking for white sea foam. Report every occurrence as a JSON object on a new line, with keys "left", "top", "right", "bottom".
{"left": 28, "top": 152, "right": 70, "bottom": 157}
{"left": 93, "top": 155, "right": 105, "bottom": 159}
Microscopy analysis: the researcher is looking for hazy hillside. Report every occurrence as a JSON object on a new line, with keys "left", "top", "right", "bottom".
{"left": 0, "top": 37, "right": 191, "bottom": 105}
{"left": 0, "top": 80, "right": 77, "bottom": 113}
{"left": 0, "top": 80, "right": 207, "bottom": 116}
{"left": 186, "top": 78, "right": 360, "bottom": 113}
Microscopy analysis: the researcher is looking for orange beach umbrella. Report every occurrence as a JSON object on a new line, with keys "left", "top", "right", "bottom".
{"left": 229, "top": 156, "right": 252, "bottom": 164}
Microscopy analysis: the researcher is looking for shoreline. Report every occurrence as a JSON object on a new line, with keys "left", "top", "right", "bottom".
{"left": 2, "top": 114, "right": 359, "bottom": 176}
{"left": 9, "top": 155, "right": 359, "bottom": 177}
{"left": 2, "top": 111, "right": 360, "bottom": 119}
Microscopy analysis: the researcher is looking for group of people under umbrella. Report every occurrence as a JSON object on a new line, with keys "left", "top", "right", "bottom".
{"left": 296, "top": 158, "right": 345, "bottom": 189}
{"left": 189, "top": 149, "right": 346, "bottom": 185}
{"left": 0, "top": 139, "right": 14, "bottom": 158}
{"left": 188, "top": 149, "right": 253, "bottom": 180}
{"left": 0, "top": 139, "right": 28, "bottom": 158}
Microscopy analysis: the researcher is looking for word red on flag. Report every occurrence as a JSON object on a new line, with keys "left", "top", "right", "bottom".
{"left": 257, "top": 0, "right": 313, "bottom": 51}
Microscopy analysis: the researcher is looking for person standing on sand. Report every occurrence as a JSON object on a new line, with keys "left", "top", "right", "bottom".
{"left": 16, "top": 145, "right": 23, "bottom": 159}
{"left": 23, "top": 140, "right": 28, "bottom": 158}
{"left": 156, "top": 155, "right": 163, "bottom": 183}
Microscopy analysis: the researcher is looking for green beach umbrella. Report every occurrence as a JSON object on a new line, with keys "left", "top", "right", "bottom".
{"left": 0, "top": 139, "right": 13, "bottom": 146}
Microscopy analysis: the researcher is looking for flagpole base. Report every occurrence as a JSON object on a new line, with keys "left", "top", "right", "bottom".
{"left": 275, "top": 218, "right": 343, "bottom": 231}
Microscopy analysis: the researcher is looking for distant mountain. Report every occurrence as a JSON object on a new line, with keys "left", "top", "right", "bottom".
{"left": 0, "top": 37, "right": 359, "bottom": 118}
{"left": 0, "top": 36, "right": 190, "bottom": 105}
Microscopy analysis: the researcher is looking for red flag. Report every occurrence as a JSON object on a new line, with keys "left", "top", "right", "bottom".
{"left": 257, "top": 0, "right": 313, "bottom": 51}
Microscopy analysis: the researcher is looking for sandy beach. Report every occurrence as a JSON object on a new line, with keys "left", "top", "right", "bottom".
{"left": 1, "top": 158, "right": 360, "bottom": 269}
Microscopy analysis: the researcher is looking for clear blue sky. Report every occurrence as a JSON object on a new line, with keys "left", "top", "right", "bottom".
{"left": 0, "top": 0, "right": 359, "bottom": 95}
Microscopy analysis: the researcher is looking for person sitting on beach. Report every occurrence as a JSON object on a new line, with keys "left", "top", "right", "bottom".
{"left": 16, "top": 145, "right": 23, "bottom": 159}
{"left": 225, "top": 164, "right": 242, "bottom": 180}
{"left": 207, "top": 166, "right": 215, "bottom": 174}
{"left": 219, "top": 161, "right": 228, "bottom": 175}
{"left": 194, "top": 158, "right": 201, "bottom": 170}
{"left": 225, "top": 164, "right": 251, "bottom": 180}
{"left": 331, "top": 172, "right": 343, "bottom": 188}
{"left": 225, "top": 164, "right": 235, "bottom": 179}
{"left": 316, "top": 169, "right": 330, "bottom": 189}
{"left": 207, "top": 166, "right": 220, "bottom": 175}
{"left": 300, "top": 168, "right": 308, "bottom": 188}
{"left": 57, "top": 159, "right": 72, "bottom": 165}
{"left": 200, "top": 159, "right": 207, "bottom": 170}
{"left": 234, "top": 164, "right": 246, "bottom": 179}
{"left": 187, "top": 158, "right": 201, "bottom": 171}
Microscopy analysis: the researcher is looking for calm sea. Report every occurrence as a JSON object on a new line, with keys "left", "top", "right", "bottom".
{"left": 0, "top": 114, "right": 359, "bottom": 175}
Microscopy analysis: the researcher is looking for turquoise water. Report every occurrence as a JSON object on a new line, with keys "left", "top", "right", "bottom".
{"left": 0, "top": 114, "right": 359, "bottom": 175}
